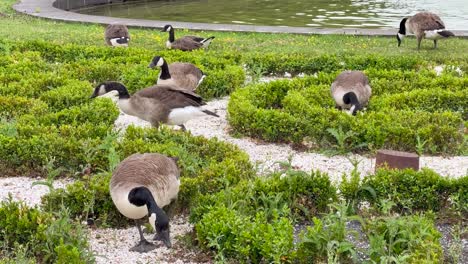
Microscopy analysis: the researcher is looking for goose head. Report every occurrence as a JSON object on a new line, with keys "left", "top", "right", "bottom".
{"left": 149, "top": 208, "right": 172, "bottom": 248}
{"left": 343, "top": 92, "right": 362, "bottom": 116}
{"left": 148, "top": 56, "right": 165, "bottom": 69}
{"left": 161, "top": 25, "right": 173, "bottom": 32}
{"left": 397, "top": 17, "right": 408, "bottom": 47}
{"left": 90, "top": 81, "right": 130, "bottom": 100}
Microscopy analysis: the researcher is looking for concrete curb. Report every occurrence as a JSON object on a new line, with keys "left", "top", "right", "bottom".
{"left": 13, "top": 0, "right": 468, "bottom": 37}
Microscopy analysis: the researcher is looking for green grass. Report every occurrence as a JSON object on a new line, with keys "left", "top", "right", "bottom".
{"left": 1, "top": 1, "right": 467, "bottom": 64}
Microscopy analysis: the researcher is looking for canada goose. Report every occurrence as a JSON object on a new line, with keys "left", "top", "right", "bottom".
{"left": 110, "top": 153, "right": 180, "bottom": 252}
{"left": 160, "top": 25, "right": 215, "bottom": 51}
{"left": 331, "top": 71, "right": 371, "bottom": 116}
{"left": 90, "top": 81, "right": 218, "bottom": 130}
{"left": 105, "top": 24, "right": 130, "bottom": 47}
{"left": 148, "top": 56, "right": 206, "bottom": 91}
{"left": 397, "top": 12, "right": 455, "bottom": 50}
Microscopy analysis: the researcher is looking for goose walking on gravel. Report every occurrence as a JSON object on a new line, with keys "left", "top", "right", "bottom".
{"left": 161, "top": 24, "right": 215, "bottom": 51}
{"left": 397, "top": 12, "right": 455, "bottom": 50}
{"left": 149, "top": 56, "right": 206, "bottom": 91}
{"left": 90, "top": 81, "right": 218, "bottom": 130}
{"left": 105, "top": 24, "right": 130, "bottom": 47}
{"left": 331, "top": 70, "right": 371, "bottom": 116}
{"left": 110, "top": 153, "right": 180, "bottom": 252}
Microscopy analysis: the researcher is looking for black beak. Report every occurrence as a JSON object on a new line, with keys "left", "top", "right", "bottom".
{"left": 160, "top": 28, "right": 165, "bottom": 32}
{"left": 148, "top": 62, "right": 155, "bottom": 68}
{"left": 159, "top": 229, "right": 171, "bottom": 248}
{"left": 90, "top": 94, "right": 97, "bottom": 99}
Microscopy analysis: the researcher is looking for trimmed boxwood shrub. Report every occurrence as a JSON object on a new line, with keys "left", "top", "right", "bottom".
{"left": 190, "top": 169, "right": 337, "bottom": 223}
{"left": 190, "top": 169, "right": 337, "bottom": 262}
{"left": 195, "top": 206, "right": 294, "bottom": 263}
{"left": 42, "top": 126, "right": 255, "bottom": 225}
{"left": 343, "top": 168, "right": 466, "bottom": 214}
{"left": 0, "top": 95, "right": 48, "bottom": 119}
{"left": 229, "top": 73, "right": 466, "bottom": 154}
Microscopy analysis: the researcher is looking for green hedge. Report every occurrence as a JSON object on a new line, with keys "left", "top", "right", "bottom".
{"left": 42, "top": 126, "right": 254, "bottom": 226}
{"left": 362, "top": 168, "right": 463, "bottom": 213}
{"left": 191, "top": 169, "right": 337, "bottom": 223}
{"left": 9, "top": 40, "right": 245, "bottom": 99}
{"left": 229, "top": 72, "right": 466, "bottom": 154}
{"left": 243, "top": 53, "right": 424, "bottom": 74}
{"left": 340, "top": 168, "right": 467, "bottom": 215}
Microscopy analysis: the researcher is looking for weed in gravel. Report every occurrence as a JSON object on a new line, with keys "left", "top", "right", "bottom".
{"left": 296, "top": 202, "right": 361, "bottom": 263}
{"left": 365, "top": 213, "right": 443, "bottom": 263}
{"left": 447, "top": 224, "right": 466, "bottom": 264}
{"left": 32, "top": 157, "right": 64, "bottom": 192}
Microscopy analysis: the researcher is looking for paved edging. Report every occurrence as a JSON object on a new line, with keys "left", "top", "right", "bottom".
{"left": 13, "top": 0, "right": 468, "bottom": 37}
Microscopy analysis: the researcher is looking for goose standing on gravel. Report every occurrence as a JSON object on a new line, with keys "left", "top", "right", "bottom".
{"left": 90, "top": 81, "right": 218, "bottom": 130}
{"left": 397, "top": 12, "right": 455, "bottom": 50}
{"left": 331, "top": 70, "right": 371, "bottom": 116}
{"left": 110, "top": 153, "right": 180, "bottom": 252}
{"left": 105, "top": 24, "right": 130, "bottom": 47}
{"left": 148, "top": 56, "right": 206, "bottom": 91}
{"left": 161, "top": 24, "right": 215, "bottom": 51}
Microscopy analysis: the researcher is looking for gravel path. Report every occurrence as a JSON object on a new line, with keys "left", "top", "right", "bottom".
{"left": 115, "top": 97, "right": 467, "bottom": 182}
{"left": 0, "top": 176, "right": 70, "bottom": 206}
{"left": 88, "top": 216, "right": 206, "bottom": 264}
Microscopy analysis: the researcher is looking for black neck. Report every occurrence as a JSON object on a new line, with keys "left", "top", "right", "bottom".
{"left": 105, "top": 81, "right": 130, "bottom": 99}
{"left": 159, "top": 61, "right": 171, "bottom": 80}
{"left": 168, "top": 29, "right": 175, "bottom": 43}
{"left": 399, "top": 18, "right": 407, "bottom": 35}
{"left": 128, "top": 187, "right": 168, "bottom": 226}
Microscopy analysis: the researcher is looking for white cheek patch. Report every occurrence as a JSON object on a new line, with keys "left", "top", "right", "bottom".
{"left": 197, "top": 75, "right": 206, "bottom": 87}
{"left": 349, "top": 105, "right": 356, "bottom": 114}
{"left": 149, "top": 213, "right": 157, "bottom": 232}
{"left": 98, "top": 85, "right": 106, "bottom": 95}
{"left": 109, "top": 38, "right": 129, "bottom": 47}
{"left": 398, "top": 33, "right": 405, "bottom": 40}
{"left": 156, "top": 58, "right": 164, "bottom": 67}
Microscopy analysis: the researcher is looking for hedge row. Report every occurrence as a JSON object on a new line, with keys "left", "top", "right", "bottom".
{"left": 228, "top": 73, "right": 466, "bottom": 154}
{"left": 42, "top": 126, "right": 254, "bottom": 226}
{"left": 190, "top": 168, "right": 464, "bottom": 262}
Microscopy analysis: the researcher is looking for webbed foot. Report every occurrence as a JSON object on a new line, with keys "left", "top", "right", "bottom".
{"left": 130, "top": 239, "right": 157, "bottom": 253}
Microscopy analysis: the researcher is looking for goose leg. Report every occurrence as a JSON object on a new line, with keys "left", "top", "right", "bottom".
{"left": 417, "top": 36, "right": 423, "bottom": 50}
{"left": 130, "top": 220, "right": 157, "bottom": 253}
{"left": 433, "top": 40, "right": 437, "bottom": 49}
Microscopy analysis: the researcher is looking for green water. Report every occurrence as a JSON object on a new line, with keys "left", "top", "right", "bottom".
{"left": 76, "top": 0, "right": 468, "bottom": 29}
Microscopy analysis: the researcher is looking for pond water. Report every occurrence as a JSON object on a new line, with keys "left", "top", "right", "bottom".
{"left": 76, "top": 0, "right": 468, "bottom": 29}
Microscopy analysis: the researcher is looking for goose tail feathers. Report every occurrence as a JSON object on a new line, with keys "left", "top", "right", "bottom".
{"left": 201, "top": 36, "right": 215, "bottom": 47}
{"left": 437, "top": 30, "right": 455, "bottom": 38}
{"left": 202, "top": 109, "right": 219, "bottom": 117}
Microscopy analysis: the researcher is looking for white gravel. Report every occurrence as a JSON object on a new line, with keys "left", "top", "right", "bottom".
{"left": 115, "top": 97, "right": 467, "bottom": 182}
{"left": 0, "top": 176, "right": 70, "bottom": 207}
{"left": 89, "top": 216, "right": 199, "bottom": 264}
